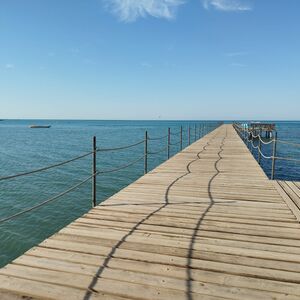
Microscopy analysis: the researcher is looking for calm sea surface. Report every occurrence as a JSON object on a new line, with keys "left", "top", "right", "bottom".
{"left": 0, "top": 120, "right": 299, "bottom": 267}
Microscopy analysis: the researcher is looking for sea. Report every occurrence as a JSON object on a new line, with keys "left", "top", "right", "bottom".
{"left": 0, "top": 120, "right": 299, "bottom": 267}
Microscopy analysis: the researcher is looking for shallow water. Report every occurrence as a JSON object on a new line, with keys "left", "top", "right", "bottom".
{"left": 0, "top": 120, "right": 299, "bottom": 267}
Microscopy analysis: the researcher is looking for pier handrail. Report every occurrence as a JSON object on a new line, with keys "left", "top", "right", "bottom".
{"left": 0, "top": 122, "right": 223, "bottom": 224}
{"left": 0, "top": 151, "right": 94, "bottom": 182}
{"left": 147, "top": 134, "right": 168, "bottom": 141}
{"left": 170, "top": 130, "right": 181, "bottom": 136}
{"left": 97, "top": 139, "right": 145, "bottom": 152}
{"left": 277, "top": 140, "right": 300, "bottom": 148}
{"left": 233, "top": 123, "right": 300, "bottom": 179}
{"left": 96, "top": 155, "right": 145, "bottom": 175}
{"left": 170, "top": 140, "right": 181, "bottom": 146}
{"left": 0, "top": 173, "right": 95, "bottom": 224}
{"left": 148, "top": 146, "right": 169, "bottom": 155}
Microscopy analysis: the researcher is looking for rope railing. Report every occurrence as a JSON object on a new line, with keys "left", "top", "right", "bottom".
{"left": 233, "top": 123, "right": 300, "bottom": 180}
{"left": 96, "top": 155, "right": 145, "bottom": 175}
{"left": 170, "top": 130, "right": 181, "bottom": 136}
{"left": 258, "top": 135, "right": 274, "bottom": 145}
{"left": 97, "top": 139, "right": 145, "bottom": 152}
{"left": 0, "top": 151, "right": 93, "bottom": 182}
{"left": 275, "top": 156, "right": 300, "bottom": 162}
{"left": 277, "top": 140, "right": 300, "bottom": 148}
{"left": 170, "top": 141, "right": 181, "bottom": 146}
{"left": 0, "top": 174, "right": 94, "bottom": 224}
{"left": 0, "top": 122, "right": 222, "bottom": 225}
{"left": 147, "top": 134, "right": 168, "bottom": 141}
{"left": 257, "top": 146, "right": 272, "bottom": 160}
{"left": 148, "top": 146, "right": 169, "bottom": 155}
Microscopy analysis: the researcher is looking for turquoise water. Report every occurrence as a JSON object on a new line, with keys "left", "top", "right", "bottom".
{"left": 0, "top": 120, "right": 220, "bottom": 267}
{"left": 0, "top": 120, "right": 299, "bottom": 267}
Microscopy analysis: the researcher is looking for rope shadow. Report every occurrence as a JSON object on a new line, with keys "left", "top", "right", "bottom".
{"left": 186, "top": 130, "right": 227, "bottom": 300}
{"left": 83, "top": 130, "right": 221, "bottom": 300}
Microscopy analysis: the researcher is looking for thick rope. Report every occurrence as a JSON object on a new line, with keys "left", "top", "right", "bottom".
{"left": 97, "top": 139, "right": 144, "bottom": 152}
{"left": 148, "top": 146, "right": 168, "bottom": 155}
{"left": 277, "top": 140, "right": 300, "bottom": 148}
{"left": 275, "top": 156, "right": 300, "bottom": 163}
{"left": 0, "top": 151, "right": 93, "bottom": 182}
{"left": 97, "top": 155, "right": 145, "bottom": 175}
{"left": 147, "top": 134, "right": 168, "bottom": 141}
{"left": 0, "top": 174, "right": 94, "bottom": 224}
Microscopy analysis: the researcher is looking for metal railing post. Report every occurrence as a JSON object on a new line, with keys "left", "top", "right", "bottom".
{"left": 144, "top": 131, "right": 148, "bottom": 174}
{"left": 188, "top": 126, "right": 191, "bottom": 145}
{"left": 180, "top": 126, "right": 183, "bottom": 151}
{"left": 167, "top": 128, "right": 170, "bottom": 159}
{"left": 271, "top": 131, "right": 278, "bottom": 180}
{"left": 92, "top": 136, "right": 97, "bottom": 207}
{"left": 247, "top": 131, "right": 250, "bottom": 148}
{"left": 258, "top": 130, "right": 262, "bottom": 164}
{"left": 194, "top": 124, "right": 196, "bottom": 141}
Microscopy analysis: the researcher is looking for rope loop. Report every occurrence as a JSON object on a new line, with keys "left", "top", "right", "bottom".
{"left": 97, "top": 139, "right": 144, "bottom": 152}
{"left": 0, "top": 151, "right": 93, "bottom": 182}
{"left": 147, "top": 134, "right": 168, "bottom": 141}
{"left": 0, "top": 174, "right": 93, "bottom": 224}
{"left": 97, "top": 155, "right": 145, "bottom": 175}
{"left": 148, "top": 146, "right": 168, "bottom": 155}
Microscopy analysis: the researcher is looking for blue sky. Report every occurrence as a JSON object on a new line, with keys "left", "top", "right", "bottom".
{"left": 0, "top": 0, "right": 299, "bottom": 120}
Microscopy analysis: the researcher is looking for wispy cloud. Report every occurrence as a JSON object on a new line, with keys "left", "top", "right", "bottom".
{"left": 5, "top": 64, "right": 15, "bottom": 70}
{"left": 104, "top": 0, "right": 185, "bottom": 22}
{"left": 225, "top": 51, "right": 248, "bottom": 57}
{"left": 230, "top": 62, "right": 247, "bottom": 67}
{"left": 203, "top": 0, "right": 252, "bottom": 11}
{"left": 141, "top": 61, "right": 152, "bottom": 68}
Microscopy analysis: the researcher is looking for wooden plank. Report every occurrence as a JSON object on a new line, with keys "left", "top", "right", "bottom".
{"left": 274, "top": 181, "right": 300, "bottom": 222}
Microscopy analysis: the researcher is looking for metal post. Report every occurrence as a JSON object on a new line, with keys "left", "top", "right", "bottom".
{"left": 188, "top": 126, "right": 191, "bottom": 145}
{"left": 144, "top": 131, "right": 148, "bottom": 174}
{"left": 180, "top": 126, "right": 183, "bottom": 151}
{"left": 92, "top": 136, "right": 97, "bottom": 208}
{"left": 167, "top": 128, "right": 170, "bottom": 159}
{"left": 194, "top": 124, "right": 196, "bottom": 141}
{"left": 271, "top": 131, "right": 278, "bottom": 180}
{"left": 258, "top": 130, "right": 262, "bottom": 164}
{"left": 247, "top": 131, "right": 249, "bottom": 148}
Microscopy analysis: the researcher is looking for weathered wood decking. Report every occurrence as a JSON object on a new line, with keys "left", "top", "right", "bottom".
{"left": 1, "top": 124, "right": 300, "bottom": 300}
{"left": 274, "top": 180, "right": 300, "bottom": 222}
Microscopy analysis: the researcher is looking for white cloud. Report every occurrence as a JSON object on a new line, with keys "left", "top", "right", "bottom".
{"left": 225, "top": 51, "right": 248, "bottom": 57}
{"left": 5, "top": 64, "right": 15, "bottom": 69}
{"left": 203, "top": 0, "right": 252, "bottom": 11}
{"left": 231, "top": 62, "right": 247, "bottom": 67}
{"left": 104, "top": 0, "right": 185, "bottom": 22}
{"left": 141, "top": 61, "right": 152, "bottom": 68}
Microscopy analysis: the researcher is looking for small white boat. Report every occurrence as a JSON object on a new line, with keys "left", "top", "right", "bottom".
{"left": 29, "top": 125, "right": 51, "bottom": 128}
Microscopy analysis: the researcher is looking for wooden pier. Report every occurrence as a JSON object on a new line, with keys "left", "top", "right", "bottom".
{"left": 1, "top": 124, "right": 300, "bottom": 300}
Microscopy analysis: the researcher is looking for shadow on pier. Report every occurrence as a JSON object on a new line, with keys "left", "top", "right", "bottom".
{"left": 83, "top": 128, "right": 226, "bottom": 300}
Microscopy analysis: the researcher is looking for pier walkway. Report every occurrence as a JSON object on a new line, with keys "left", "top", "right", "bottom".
{"left": 1, "top": 124, "right": 300, "bottom": 299}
